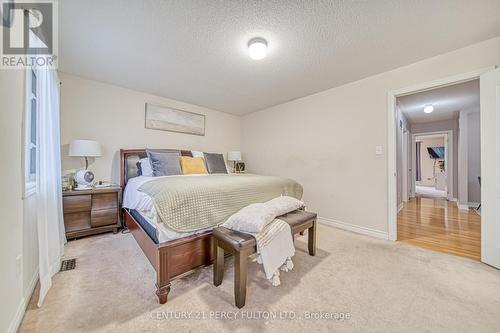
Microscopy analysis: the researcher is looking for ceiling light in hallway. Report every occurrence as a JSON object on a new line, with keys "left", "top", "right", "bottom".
{"left": 248, "top": 38, "right": 268, "bottom": 60}
{"left": 424, "top": 104, "right": 434, "bottom": 113}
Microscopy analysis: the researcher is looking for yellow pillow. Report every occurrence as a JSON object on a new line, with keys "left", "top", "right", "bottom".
{"left": 179, "top": 156, "right": 208, "bottom": 175}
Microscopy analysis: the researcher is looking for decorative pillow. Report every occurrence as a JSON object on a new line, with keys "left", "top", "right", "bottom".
{"left": 266, "top": 196, "right": 305, "bottom": 217}
{"left": 179, "top": 156, "right": 208, "bottom": 175}
{"left": 223, "top": 203, "right": 276, "bottom": 233}
{"left": 146, "top": 149, "right": 181, "bottom": 176}
{"left": 191, "top": 150, "right": 204, "bottom": 158}
{"left": 136, "top": 158, "right": 153, "bottom": 177}
{"left": 203, "top": 152, "right": 228, "bottom": 174}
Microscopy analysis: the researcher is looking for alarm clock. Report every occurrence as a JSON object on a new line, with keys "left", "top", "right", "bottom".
{"left": 235, "top": 162, "right": 245, "bottom": 173}
{"left": 74, "top": 169, "right": 95, "bottom": 190}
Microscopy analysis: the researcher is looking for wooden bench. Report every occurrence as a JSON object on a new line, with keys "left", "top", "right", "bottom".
{"left": 213, "top": 210, "right": 317, "bottom": 308}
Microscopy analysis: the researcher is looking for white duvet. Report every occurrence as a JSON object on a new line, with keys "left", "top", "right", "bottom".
{"left": 122, "top": 176, "right": 158, "bottom": 219}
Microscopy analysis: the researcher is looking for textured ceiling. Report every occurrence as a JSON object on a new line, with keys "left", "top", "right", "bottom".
{"left": 398, "top": 79, "right": 479, "bottom": 124}
{"left": 59, "top": 0, "right": 500, "bottom": 115}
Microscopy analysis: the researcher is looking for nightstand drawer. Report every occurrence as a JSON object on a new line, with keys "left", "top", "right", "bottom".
{"left": 64, "top": 211, "right": 91, "bottom": 232}
{"left": 63, "top": 195, "right": 92, "bottom": 213}
{"left": 91, "top": 208, "right": 117, "bottom": 227}
{"left": 92, "top": 193, "right": 118, "bottom": 210}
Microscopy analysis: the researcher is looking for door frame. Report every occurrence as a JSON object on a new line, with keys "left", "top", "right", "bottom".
{"left": 411, "top": 131, "right": 453, "bottom": 200}
{"left": 387, "top": 67, "right": 493, "bottom": 241}
{"left": 402, "top": 129, "right": 409, "bottom": 202}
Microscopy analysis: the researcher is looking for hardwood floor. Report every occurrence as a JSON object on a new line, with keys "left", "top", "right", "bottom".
{"left": 397, "top": 197, "right": 481, "bottom": 260}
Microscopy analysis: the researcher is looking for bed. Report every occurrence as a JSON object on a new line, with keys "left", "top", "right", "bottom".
{"left": 120, "top": 149, "right": 303, "bottom": 304}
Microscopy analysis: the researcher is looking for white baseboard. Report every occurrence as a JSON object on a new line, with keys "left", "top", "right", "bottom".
{"left": 397, "top": 203, "right": 404, "bottom": 213}
{"left": 454, "top": 198, "right": 479, "bottom": 210}
{"left": 8, "top": 270, "right": 39, "bottom": 333}
{"left": 457, "top": 202, "right": 470, "bottom": 210}
{"left": 319, "top": 217, "right": 389, "bottom": 240}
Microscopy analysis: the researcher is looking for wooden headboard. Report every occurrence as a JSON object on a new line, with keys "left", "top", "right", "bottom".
{"left": 119, "top": 149, "right": 193, "bottom": 188}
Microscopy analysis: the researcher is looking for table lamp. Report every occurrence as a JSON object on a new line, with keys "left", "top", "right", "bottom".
{"left": 69, "top": 139, "right": 102, "bottom": 190}
{"left": 227, "top": 151, "right": 242, "bottom": 173}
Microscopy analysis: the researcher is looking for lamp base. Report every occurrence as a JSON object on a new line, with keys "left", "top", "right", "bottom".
{"left": 74, "top": 184, "right": 92, "bottom": 191}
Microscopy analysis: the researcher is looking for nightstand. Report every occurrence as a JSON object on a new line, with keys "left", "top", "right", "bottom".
{"left": 63, "top": 186, "right": 121, "bottom": 239}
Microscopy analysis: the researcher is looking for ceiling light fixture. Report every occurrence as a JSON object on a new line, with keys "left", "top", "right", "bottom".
{"left": 248, "top": 37, "right": 268, "bottom": 60}
{"left": 423, "top": 104, "right": 434, "bottom": 114}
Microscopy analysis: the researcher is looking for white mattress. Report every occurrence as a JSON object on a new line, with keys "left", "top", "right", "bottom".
{"left": 122, "top": 175, "right": 213, "bottom": 243}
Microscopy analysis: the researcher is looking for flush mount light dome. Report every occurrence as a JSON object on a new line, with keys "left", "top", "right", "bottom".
{"left": 424, "top": 104, "right": 434, "bottom": 114}
{"left": 248, "top": 38, "right": 268, "bottom": 60}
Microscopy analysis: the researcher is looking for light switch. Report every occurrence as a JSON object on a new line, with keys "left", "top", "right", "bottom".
{"left": 375, "top": 145, "right": 384, "bottom": 155}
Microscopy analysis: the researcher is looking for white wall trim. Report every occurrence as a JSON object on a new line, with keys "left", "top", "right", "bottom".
{"left": 319, "top": 217, "right": 389, "bottom": 240}
{"left": 387, "top": 66, "right": 494, "bottom": 241}
{"left": 410, "top": 132, "right": 416, "bottom": 197}
{"left": 8, "top": 271, "right": 39, "bottom": 333}
{"left": 457, "top": 203, "right": 470, "bottom": 210}
{"left": 402, "top": 129, "right": 409, "bottom": 202}
{"left": 397, "top": 202, "right": 404, "bottom": 213}
{"left": 454, "top": 201, "right": 479, "bottom": 210}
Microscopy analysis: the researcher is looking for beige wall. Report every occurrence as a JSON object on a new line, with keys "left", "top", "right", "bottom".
{"left": 418, "top": 137, "right": 445, "bottom": 187}
{"left": 59, "top": 73, "right": 241, "bottom": 183}
{"left": 0, "top": 69, "right": 40, "bottom": 333}
{"left": 0, "top": 70, "right": 25, "bottom": 333}
{"left": 242, "top": 36, "right": 500, "bottom": 236}
{"left": 22, "top": 194, "right": 38, "bottom": 306}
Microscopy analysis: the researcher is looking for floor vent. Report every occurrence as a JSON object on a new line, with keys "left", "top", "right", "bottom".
{"left": 60, "top": 259, "right": 76, "bottom": 272}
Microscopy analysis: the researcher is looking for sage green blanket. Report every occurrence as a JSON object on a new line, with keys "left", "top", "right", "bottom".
{"left": 138, "top": 174, "right": 303, "bottom": 232}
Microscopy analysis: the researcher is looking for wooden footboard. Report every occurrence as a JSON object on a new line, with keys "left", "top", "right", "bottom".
{"left": 124, "top": 209, "right": 215, "bottom": 304}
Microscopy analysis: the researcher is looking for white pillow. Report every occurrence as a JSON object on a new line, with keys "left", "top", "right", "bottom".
{"left": 191, "top": 150, "right": 204, "bottom": 158}
{"left": 223, "top": 203, "right": 276, "bottom": 233}
{"left": 265, "top": 196, "right": 305, "bottom": 217}
{"left": 139, "top": 158, "right": 153, "bottom": 177}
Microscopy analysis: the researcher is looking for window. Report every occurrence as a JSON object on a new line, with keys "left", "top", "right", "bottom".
{"left": 25, "top": 68, "right": 37, "bottom": 194}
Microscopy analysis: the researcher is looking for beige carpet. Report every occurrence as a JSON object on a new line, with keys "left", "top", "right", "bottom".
{"left": 19, "top": 224, "right": 500, "bottom": 333}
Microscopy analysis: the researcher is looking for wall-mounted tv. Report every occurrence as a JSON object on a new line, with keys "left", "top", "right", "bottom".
{"left": 427, "top": 146, "right": 445, "bottom": 159}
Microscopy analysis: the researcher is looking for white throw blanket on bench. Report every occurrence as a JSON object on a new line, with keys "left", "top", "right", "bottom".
{"left": 252, "top": 219, "right": 295, "bottom": 286}
{"left": 222, "top": 196, "right": 304, "bottom": 286}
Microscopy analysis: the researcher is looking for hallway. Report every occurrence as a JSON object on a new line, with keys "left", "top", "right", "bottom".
{"left": 397, "top": 197, "right": 481, "bottom": 260}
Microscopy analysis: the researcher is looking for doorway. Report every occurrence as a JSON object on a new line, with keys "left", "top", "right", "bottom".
{"left": 413, "top": 132, "right": 450, "bottom": 200}
{"left": 389, "top": 73, "right": 483, "bottom": 260}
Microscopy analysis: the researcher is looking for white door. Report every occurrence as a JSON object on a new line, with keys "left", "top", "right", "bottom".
{"left": 480, "top": 68, "right": 500, "bottom": 268}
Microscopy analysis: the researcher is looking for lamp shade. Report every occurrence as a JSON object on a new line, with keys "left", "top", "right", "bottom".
{"left": 227, "top": 151, "right": 242, "bottom": 161}
{"left": 69, "top": 140, "right": 102, "bottom": 157}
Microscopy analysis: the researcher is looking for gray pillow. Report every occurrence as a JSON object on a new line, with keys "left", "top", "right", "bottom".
{"left": 146, "top": 149, "right": 181, "bottom": 176}
{"left": 203, "top": 152, "right": 228, "bottom": 174}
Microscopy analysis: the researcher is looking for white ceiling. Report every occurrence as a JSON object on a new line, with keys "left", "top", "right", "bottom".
{"left": 397, "top": 79, "right": 479, "bottom": 124}
{"left": 59, "top": 0, "right": 500, "bottom": 115}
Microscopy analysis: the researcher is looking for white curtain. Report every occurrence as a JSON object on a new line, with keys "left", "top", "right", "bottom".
{"left": 35, "top": 67, "right": 66, "bottom": 306}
